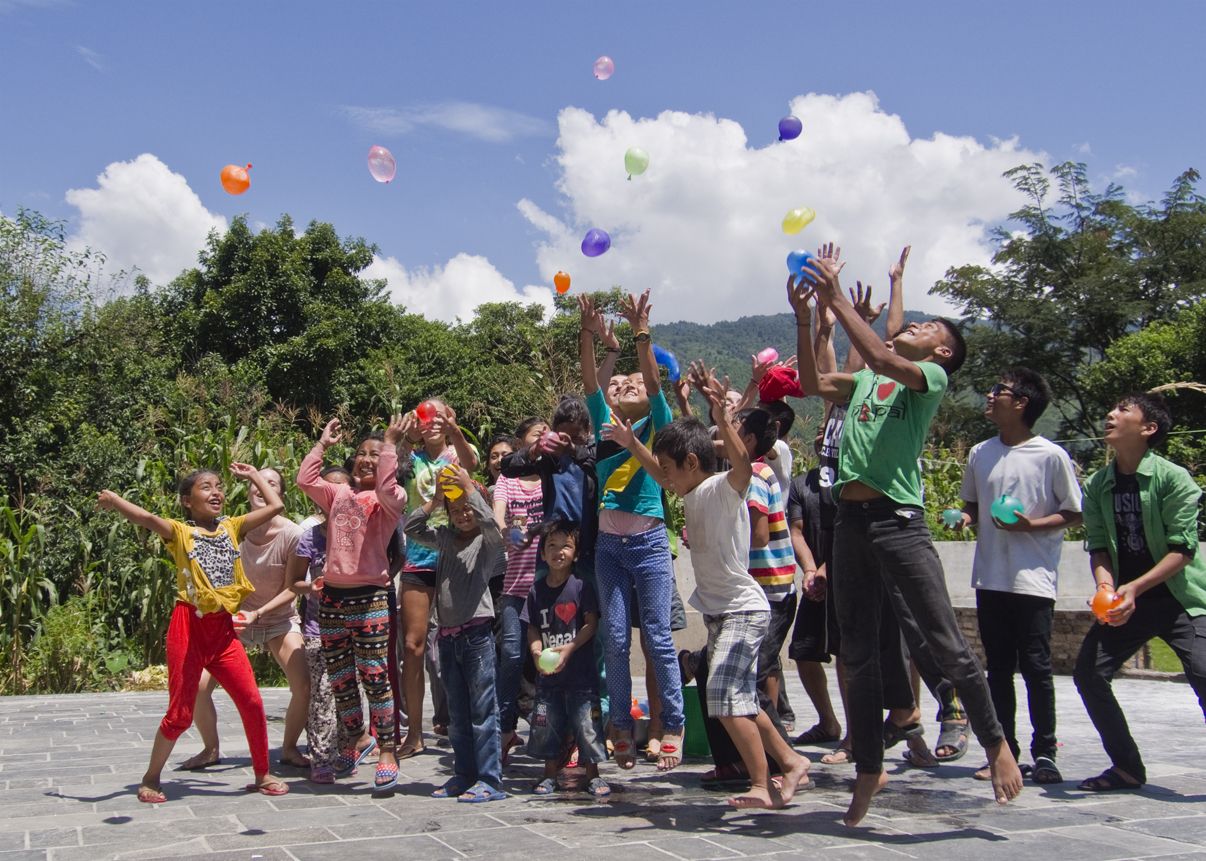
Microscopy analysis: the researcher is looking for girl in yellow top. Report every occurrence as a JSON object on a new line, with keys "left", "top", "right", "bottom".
{"left": 97, "top": 462, "right": 289, "bottom": 804}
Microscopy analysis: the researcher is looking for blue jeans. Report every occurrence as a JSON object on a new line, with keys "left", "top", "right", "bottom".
{"left": 595, "top": 528, "right": 683, "bottom": 731}
{"left": 527, "top": 687, "right": 608, "bottom": 764}
{"left": 495, "top": 595, "right": 526, "bottom": 734}
{"left": 437, "top": 622, "right": 502, "bottom": 789}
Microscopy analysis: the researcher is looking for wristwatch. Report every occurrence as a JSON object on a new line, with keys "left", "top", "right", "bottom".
{"left": 633, "top": 331, "right": 651, "bottom": 344}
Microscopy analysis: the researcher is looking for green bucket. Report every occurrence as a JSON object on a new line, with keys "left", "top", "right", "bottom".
{"left": 682, "top": 684, "right": 711, "bottom": 759}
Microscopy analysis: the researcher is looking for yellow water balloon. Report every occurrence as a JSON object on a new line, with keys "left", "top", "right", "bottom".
{"left": 782, "top": 207, "right": 816, "bottom": 235}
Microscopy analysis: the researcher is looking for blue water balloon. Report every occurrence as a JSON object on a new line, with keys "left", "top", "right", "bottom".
{"left": 778, "top": 115, "right": 803, "bottom": 141}
{"left": 652, "top": 344, "right": 681, "bottom": 382}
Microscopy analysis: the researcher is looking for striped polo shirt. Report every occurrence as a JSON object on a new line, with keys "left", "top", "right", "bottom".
{"left": 746, "top": 461, "right": 797, "bottom": 601}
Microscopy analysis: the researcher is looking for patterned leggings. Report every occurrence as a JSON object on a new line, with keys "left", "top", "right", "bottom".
{"left": 319, "top": 584, "right": 399, "bottom": 754}
{"left": 303, "top": 636, "right": 344, "bottom": 769}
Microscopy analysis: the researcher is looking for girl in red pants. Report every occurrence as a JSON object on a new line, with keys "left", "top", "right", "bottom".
{"left": 97, "top": 462, "right": 290, "bottom": 803}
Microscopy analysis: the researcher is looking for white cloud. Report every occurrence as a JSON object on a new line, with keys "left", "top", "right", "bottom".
{"left": 76, "top": 45, "right": 103, "bottom": 71}
{"left": 1074, "top": 141, "right": 1093, "bottom": 156}
{"left": 363, "top": 252, "right": 553, "bottom": 323}
{"left": 65, "top": 153, "right": 226, "bottom": 286}
{"left": 519, "top": 91, "right": 1045, "bottom": 320}
{"left": 342, "top": 102, "right": 552, "bottom": 144}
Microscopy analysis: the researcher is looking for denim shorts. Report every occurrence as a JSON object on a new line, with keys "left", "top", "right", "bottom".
{"left": 526, "top": 687, "right": 607, "bottom": 764}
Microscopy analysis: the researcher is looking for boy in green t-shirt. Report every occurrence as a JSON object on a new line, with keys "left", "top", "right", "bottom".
{"left": 1073, "top": 392, "right": 1206, "bottom": 792}
{"left": 790, "top": 254, "right": 1023, "bottom": 827}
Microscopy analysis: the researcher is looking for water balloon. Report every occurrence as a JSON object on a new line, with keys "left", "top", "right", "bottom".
{"left": 416, "top": 400, "right": 438, "bottom": 423}
{"left": 624, "top": 147, "right": 649, "bottom": 180}
{"left": 367, "top": 145, "right": 396, "bottom": 183}
{"left": 581, "top": 228, "right": 611, "bottom": 257}
{"left": 652, "top": 344, "right": 681, "bottom": 382}
{"left": 554, "top": 271, "right": 571, "bottom": 294}
{"left": 778, "top": 115, "right": 803, "bottom": 141}
{"left": 1090, "top": 589, "right": 1123, "bottom": 623}
{"left": 787, "top": 249, "right": 815, "bottom": 277}
{"left": 220, "top": 163, "right": 251, "bottom": 195}
{"left": 941, "top": 508, "right": 963, "bottom": 529}
{"left": 757, "top": 347, "right": 779, "bottom": 365}
{"left": 538, "top": 648, "right": 561, "bottom": 673}
{"left": 782, "top": 207, "right": 816, "bottom": 235}
{"left": 989, "top": 494, "right": 1024, "bottom": 524}
{"left": 593, "top": 55, "right": 615, "bottom": 80}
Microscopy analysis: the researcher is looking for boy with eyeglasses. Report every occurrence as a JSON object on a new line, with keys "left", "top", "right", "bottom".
{"left": 956, "top": 368, "right": 1083, "bottom": 785}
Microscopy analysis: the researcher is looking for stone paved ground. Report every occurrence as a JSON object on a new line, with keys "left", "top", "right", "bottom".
{"left": 1, "top": 671, "right": 1204, "bottom": 861}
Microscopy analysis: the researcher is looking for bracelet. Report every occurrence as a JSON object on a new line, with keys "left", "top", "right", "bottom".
{"left": 605, "top": 346, "right": 620, "bottom": 353}
{"left": 405, "top": 435, "right": 423, "bottom": 445}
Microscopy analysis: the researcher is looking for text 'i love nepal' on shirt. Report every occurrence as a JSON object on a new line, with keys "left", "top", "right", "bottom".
{"left": 522, "top": 573, "right": 599, "bottom": 691}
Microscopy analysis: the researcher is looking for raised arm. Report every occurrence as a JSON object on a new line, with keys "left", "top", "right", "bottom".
{"left": 378, "top": 413, "right": 410, "bottom": 518}
{"left": 702, "top": 370, "right": 751, "bottom": 495}
{"left": 432, "top": 405, "right": 478, "bottom": 472}
{"left": 231, "top": 462, "right": 285, "bottom": 536}
{"left": 788, "top": 275, "right": 855, "bottom": 404}
{"left": 578, "top": 294, "right": 604, "bottom": 396}
{"left": 296, "top": 418, "right": 343, "bottom": 513}
{"left": 96, "top": 490, "right": 174, "bottom": 542}
{"left": 803, "top": 257, "right": 928, "bottom": 392}
{"left": 596, "top": 319, "right": 622, "bottom": 393}
{"left": 886, "top": 245, "right": 909, "bottom": 339}
{"left": 620, "top": 289, "right": 660, "bottom": 397}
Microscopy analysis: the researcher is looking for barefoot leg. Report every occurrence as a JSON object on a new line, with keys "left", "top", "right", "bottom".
{"left": 718, "top": 714, "right": 784, "bottom": 809}
{"left": 754, "top": 709, "right": 811, "bottom": 802}
{"left": 987, "top": 740, "right": 1023, "bottom": 804}
{"left": 844, "top": 770, "right": 889, "bottom": 827}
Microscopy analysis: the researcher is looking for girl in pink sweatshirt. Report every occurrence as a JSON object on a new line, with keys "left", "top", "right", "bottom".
{"left": 297, "top": 415, "right": 407, "bottom": 791}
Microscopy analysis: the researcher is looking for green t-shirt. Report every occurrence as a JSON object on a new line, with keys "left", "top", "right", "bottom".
{"left": 835, "top": 363, "right": 947, "bottom": 507}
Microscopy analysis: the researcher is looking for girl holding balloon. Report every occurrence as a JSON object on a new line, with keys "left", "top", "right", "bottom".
{"left": 396, "top": 399, "right": 480, "bottom": 758}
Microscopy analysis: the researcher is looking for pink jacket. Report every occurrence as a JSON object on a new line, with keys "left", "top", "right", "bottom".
{"left": 296, "top": 442, "right": 407, "bottom": 588}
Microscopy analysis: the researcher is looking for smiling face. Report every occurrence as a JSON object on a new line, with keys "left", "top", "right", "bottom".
{"left": 487, "top": 441, "right": 514, "bottom": 479}
{"left": 891, "top": 319, "right": 953, "bottom": 364}
{"left": 248, "top": 468, "right": 282, "bottom": 510}
{"left": 614, "top": 372, "right": 651, "bottom": 420}
{"left": 446, "top": 494, "right": 479, "bottom": 534}
{"left": 541, "top": 530, "right": 578, "bottom": 573}
{"left": 181, "top": 471, "right": 224, "bottom": 522}
{"left": 605, "top": 374, "right": 626, "bottom": 406}
{"left": 655, "top": 452, "right": 704, "bottom": 497}
{"left": 352, "top": 438, "right": 383, "bottom": 490}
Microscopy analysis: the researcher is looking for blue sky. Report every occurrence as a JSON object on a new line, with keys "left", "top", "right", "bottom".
{"left": 2, "top": 0, "right": 1203, "bottom": 322}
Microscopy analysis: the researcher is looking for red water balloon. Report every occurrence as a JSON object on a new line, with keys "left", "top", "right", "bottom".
{"left": 416, "top": 401, "right": 438, "bottom": 423}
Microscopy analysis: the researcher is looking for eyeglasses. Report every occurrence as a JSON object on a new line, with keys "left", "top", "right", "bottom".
{"left": 987, "top": 383, "right": 1019, "bottom": 399}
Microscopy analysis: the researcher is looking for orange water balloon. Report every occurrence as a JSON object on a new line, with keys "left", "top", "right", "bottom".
{"left": 1090, "top": 588, "right": 1122, "bottom": 623}
{"left": 220, "top": 163, "right": 252, "bottom": 195}
{"left": 554, "top": 271, "right": 571, "bottom": 294}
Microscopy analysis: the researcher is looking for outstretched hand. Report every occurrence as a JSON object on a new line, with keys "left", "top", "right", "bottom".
{"left": 889, "top": 245, "right": 911, "bottom": 283}
{"left": 850, "top": 281, "right": 886, "bottom": 324}
{"left": 786, "top": 274, "right": 816, "bottom": 319}
{"left": 619, "top": 289, "right": 653, "bottom": 330}
{"left": 320, "top": 418, "right": 342, "bottom": 448}
{"left": 801, "top": 256, "right": 843, "bottom": 302}
{"left": 578, "top": 294, "right": 606, "bottom": 336}
{"left": 686, "top": 358, "right": 711, "bottom": 393}
{"left": 383, "top": 413, "right": 406, "bottom": 446}
{"left": 229, "top": 461, "right": 257, "bottom": 481}
{"left": 601, "top": 415, "right": 637, "bottom": 449}
{"left": 96, "top": 489, "right": 122, "bottom": 511}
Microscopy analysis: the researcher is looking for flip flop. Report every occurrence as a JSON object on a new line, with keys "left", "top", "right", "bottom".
{"left": 457, "top": 780, "right": 507, "bottom": 803}
{"left": 586, "top": 777, "right": 611, "bottom": 798}
{"left": 1032, "top": 756, "right": 1064, "bottom": 785}
{"left": 1078, "top": 767, "right": 1142, "bottom": 792}
{"left": 396, "top": 740, "right": 425, "bottom": 761}
{"left": 432, "top": 778, "right": 472, "bottom": 799}
{"left": 902, "top": 748, "right": 939, "bottom": 769}
{"left": 532, "top": 777, "right": 557, "bottom": 795}
{"left": 373, "top": 761, "right": 399, "bottom": 791}
{"left": 793, "top": 724, "right": 840, "bottom": 745}
{"left": 245, "top": 780, "right": 289, "bottom": 797}
{"left": 137, "top": 786, "right": 166, "bottom": 804}
{"left": 334, "top": 737, "right": 377, "bottom": 776}
{"left": 820, "top": 746, "right": 853, "bottom": 766}
{"left": 934, "top": 720, "right": 969, "bottom": 762}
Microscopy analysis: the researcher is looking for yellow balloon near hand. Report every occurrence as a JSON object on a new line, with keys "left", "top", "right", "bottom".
{"left": 782, "top": 207, "right": 816, "bottom": 235}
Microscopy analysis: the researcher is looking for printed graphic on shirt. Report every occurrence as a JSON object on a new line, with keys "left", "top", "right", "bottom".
{"left": 818, "top": 404, "right": 846, "bottom": 489}
{"left": 1115, "top": 484, "right": 1145, "bottom": 555}
{"left": 855, "top": 377, "right": 907, "bottom": 424}
{"left": 188, "top": 527, "right": 240, "bottom": 588}
{"left": 329, "top": 495, "right": 371, "bottom": 550}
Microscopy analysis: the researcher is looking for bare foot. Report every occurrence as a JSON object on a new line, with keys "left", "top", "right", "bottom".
{"left": 178, "top": 748, "right": 220, "bottom": 770}
{"left": 728, "top": 784, "right": 784, "bottom": 810}
{"left": 778, "top": 755, "right": 812, "bottom": 803}
{"left": 987, "top": 742, "right": 1023, "bottom": 804}
{"left": 136, "top": 783, "right": 166, "bottom": 804}
{"left": 904, "top": 735, "right": 938, "bottom": 768}
{"left": 843, "top": 770, "right": 889, "bottom": 827}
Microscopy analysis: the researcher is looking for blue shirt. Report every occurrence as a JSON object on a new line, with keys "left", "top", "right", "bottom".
{"left": 587, "top": 388, "right": 672, "bottom": 520}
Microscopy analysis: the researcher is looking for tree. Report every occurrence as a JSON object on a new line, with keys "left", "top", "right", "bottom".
{"left": 933, "top": 163, "right": 1206, "bottom": 440}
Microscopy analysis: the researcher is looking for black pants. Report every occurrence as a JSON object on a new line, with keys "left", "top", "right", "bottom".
{"left": 833, "top": 499, "right": 1004, "bottom": 775}
{"left": 977, "top": 589, "right": 1056, "bottom": 761}
{"left": 1073, "top": 591, "right": 1206, "bottom": 783}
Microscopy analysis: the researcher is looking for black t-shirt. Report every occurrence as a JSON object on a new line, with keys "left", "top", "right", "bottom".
{"left": 1113, "top": 468, "right": 1173, "bottom": 602}
{"left": 787, "top": 468, "right": 831, "bottom": 568}
{"left": 522, "top": 573, "right": 599, "bottom": 691}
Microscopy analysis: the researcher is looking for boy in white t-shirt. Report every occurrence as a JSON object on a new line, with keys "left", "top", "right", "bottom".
{"left": 604, "top": 371, "right": 810, "bottom": 810}
{"left": 956, "top": 367, "right": 1082, "bottom": 784}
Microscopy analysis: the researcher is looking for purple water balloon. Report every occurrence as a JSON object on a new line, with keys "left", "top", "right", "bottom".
{"left": 581, "top": 228, "right": 611, "bottom": 257}
{"left": 778, "top": 115, "right": 803, "bottom": 142}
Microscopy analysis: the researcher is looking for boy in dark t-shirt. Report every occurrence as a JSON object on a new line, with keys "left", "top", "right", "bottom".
{"left": 524, "top": 522, "right": 609, "bottom": 797}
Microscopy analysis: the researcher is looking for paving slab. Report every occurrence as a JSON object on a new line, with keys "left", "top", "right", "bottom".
{"left": 1, "top": 672, "right": 1204, "bottom": 860}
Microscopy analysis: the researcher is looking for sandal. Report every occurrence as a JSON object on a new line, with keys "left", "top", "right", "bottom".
{"left": 883, "top": 719, "right": 925, "bottom": 749}
{"left": 532, "top": 777, "right": 557, "bottom": 795}
{"left": 457, "top": 780, "right": 507, "bottom": 803}
{"left": 701, "top": 763, "right": 751, "bottom": 789}
{"left": 1032, "top": 756, "right": 1063, "bottom": 785}
{"left": 793, "top": 724, "right": 840, "bottom": 746}
{"left": 586, "top": 777, "right": 611, "bottom": 798}
{"left": 902, "top": 748, "right": 939, "bottom": 769}
{"left": 245, "top": 779, "right": 289, "bottom": 797}
{"left": 334, "top": 737, "right": 377, "bottom": 776}
{"left": 432, "top": 778, "right": 472, "bottom": 798}
{"left": 656, "top": 731, "right": 683, "bottom": 771}
{"left": 644, "top": 738, "right": 661, "bottom": 763}
{"left": 613, "top": 732, "right": 637, "bottom": 770}
{"left": 1078, "top": 767, "right": 1142, "bottom": 792}
{"left": 396, "top": 739, "right": 425, "bottom": 761}
{"left": 137, "top": 785, "right": 166, "bottom": 804}
{"left": 934, "top": 719, "right": 969, "bottom": 762}
{"left": 373, "top": 761, "right": 399, "bottom": 791}
{"left": 820, "top": 746, "right": 853, "bottom": 766}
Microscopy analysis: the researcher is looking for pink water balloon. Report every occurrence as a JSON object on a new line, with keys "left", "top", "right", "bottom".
{"left": 367, "top": 145, "right": 396, "bottom": 183}
{"left": 757, "top": 347, "right": 779, "bottom": 365}
{"left": 593, "top": 55, "right": 615, "bottom": 80}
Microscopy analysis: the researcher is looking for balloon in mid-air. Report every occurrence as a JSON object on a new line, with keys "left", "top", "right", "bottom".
{"left": 554, "top": 271, "right": 571, "bottom": 294}
{"left": 593, "top": 55, "right": 615, "bottom": 80}
{"left": 941, "top": 508, "right": 963, "bottom": 528}
{"left": 538, "top": 648, "right": 561, "bottom": 673}
{"left": 782, "top": 207, "right": 816, "bottom": 235}
{"left": 581, "top": 228, "right": 611, "bottom": 257}
{"left": 757, "top": 347, "right": 779, "bottom": 365}
{"left": 652, "top": 344, "right": 681, "bottom": 382}
{"left": 990, "top": 494, "right": 1025, "bottom": 524}
{"left": 1090, "top": 588, "right": 1123, "bottom": 623}
{"left": 416, "top": 400, "right": 438, "bottom": 423}
{"left": 778, "top": 115, "right": 803, "bottom": 141}
{"left": 220, "top": 163, "right": 251, "bottom": 195}
{"left": 367, "top": 145, "right": 396, "bottom": 183}
{"left": 787, "top": 249, "right": 815, "bottom": 278}
{"left": 624, "top": 147, "right": 649, "bottom": 180}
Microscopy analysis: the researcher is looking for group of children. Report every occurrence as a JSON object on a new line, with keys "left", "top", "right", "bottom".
{"left": 96, "top": 241, "right": 1205, "bottom": 825}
